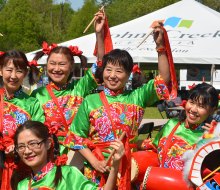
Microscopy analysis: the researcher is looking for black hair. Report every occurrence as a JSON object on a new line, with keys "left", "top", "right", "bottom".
{"left": 179, "top": 83, "right": 218, "bottom": 122}
{"left": 132, "top": 72, "right": 147, "bottom": 89}
{"left": 95, "top": 49, "right": 137, "bottom": 85}
{"left": 0, "top": 50, "right": 39, "bottom": 86}
{"left": 34, "top": 45, "right": 87, "bottom": 82}
{"left": 12, "top": 120, "right": 62, "bottom": 190}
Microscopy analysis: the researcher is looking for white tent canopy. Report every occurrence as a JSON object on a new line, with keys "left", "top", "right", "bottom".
{"left": 26, "top": 0, "right": 220, "bottom": 66}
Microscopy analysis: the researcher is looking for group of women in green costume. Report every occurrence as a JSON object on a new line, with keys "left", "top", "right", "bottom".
{"left": 1, "top": 8, "right": 218, "bottom": 190}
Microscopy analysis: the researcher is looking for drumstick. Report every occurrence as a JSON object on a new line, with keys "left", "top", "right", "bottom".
{"left": 83, "top": 6, "right": 105, "bottom": 34}
{"left": 137, "top": 28, "right": 154, "bottom": 48}
{"left": 106, "top": 131, "right": 126, "bottom": 165}
{"left": 203, "top": 165, "right": 220, "bottom": 181}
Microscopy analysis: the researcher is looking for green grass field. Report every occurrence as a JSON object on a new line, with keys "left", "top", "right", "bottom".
{"left": 140, "top": 106, "right": 167, "bottom": 140}
{"left": 144, "top": 106, "right": 166, "bottom": 119}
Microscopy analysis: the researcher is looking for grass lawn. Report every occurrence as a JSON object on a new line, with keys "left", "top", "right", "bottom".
{"left": 143, "top": 106, "right": 166, "bottom": 119}
{"left": 139, "top": 106, "right": 167, "bottom": 141}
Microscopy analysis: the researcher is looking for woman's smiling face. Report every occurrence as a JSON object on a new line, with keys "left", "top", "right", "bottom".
{"left": 185, "top": 98, "right": 215, "bottom": 126}
{"left": 46, "top": 53, "right": 73, "bottom": 86}
{"left": 17, "top": 129, "right": 51, "bottom": 174}
{"left": 103, "top": 62, "right": 129, "bottom": 91}
{"left": 0, "top": 60, "right": 27, "bottom": 94}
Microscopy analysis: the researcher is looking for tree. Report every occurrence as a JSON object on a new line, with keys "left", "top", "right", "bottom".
{"left": 66, "top": 0, "right": 98, "bottom": 39}
{"left": 0, "top": 0, "right": 74, "bottom": 51}
{"left": 0, "top": 0, "right": 6, "bottom": 10}
{"left": 202, "top": 0, "right": 220, "bottom": 12}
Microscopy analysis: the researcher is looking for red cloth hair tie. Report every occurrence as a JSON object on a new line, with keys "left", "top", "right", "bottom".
{"left": 68, "top": 45, "right": 83, "bottom": 56}
{"left": 188, "top": 83, "right": 196, "bottom": 90}
{"left": 42, "top": 41, "right": 58, "bottom": 55}
{"left": 96, "top": 60, "right": 103, "bottom": 67}
{"left": 0, "top": 51, "right": 5, "bottom": 56}
{"left": 28, "top": 60, "right": 38, "bottom": 67}
{"left": 55, "top": 154, "right": 68, "bottom": 166}
{"left": 132, "top": 64, "right": 141, "bottom": 74}
{"left": 180, "top": 100, "right": 187, "bottom": 108}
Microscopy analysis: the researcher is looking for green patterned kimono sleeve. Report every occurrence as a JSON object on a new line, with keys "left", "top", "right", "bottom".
{"left": 131, "top": 79, "right": 159, "bottom": 108}
{"left": 74, "top": 68, "right": 98, "bottom": 97}
{"left": 65, "top": 98, "right": 91, "bottom": 149}
{"left": 28, "top": 98, "right": 45, "bottom": 123}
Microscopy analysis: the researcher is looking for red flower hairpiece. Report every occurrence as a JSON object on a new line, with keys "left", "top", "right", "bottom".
{"left": 42, "top": 41, "right": 58, "bottom": 55}
{"left": 68, "top": 45, "right": 83, "bottom": 56}
{"left": 132, "top": 64, "right": 141, "bottom": 74}
{"left": 97, "top": 60, "right": 103, "bottom": 67}
{"left": 0, "top": 51, "right": 5, "bottom": 56}
{"left": 55, "top": 154, "right": 68, "bottom": 166}
{"left": 28, "top": 60, "right": 38, "bottom": 67}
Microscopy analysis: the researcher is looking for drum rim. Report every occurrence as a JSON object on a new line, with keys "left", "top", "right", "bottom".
{"left": 142, "top": 166, "right": 152, "bottom": 190}
{"left": 131, "top": 157, "right": 139, "bottom": 182}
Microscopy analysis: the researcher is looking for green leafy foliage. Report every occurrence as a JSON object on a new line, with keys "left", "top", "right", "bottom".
{"left": 0, "top": 0, "right": 219, "bottom": 52}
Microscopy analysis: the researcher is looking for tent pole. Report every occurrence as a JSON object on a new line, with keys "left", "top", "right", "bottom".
{"left": 210, "top": 64, "right": 215, "bottom": 85}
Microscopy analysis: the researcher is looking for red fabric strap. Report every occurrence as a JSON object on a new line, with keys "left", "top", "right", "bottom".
{"left": 0, "top": 88, "right": 4, "bottom": 133}
{"left": 161, "top": 122, "right": 181, "bottom": 166}
{"left": 1, "top": 157, "right": 17, "bottom": 190}
{"left": 99, "top": 91, "right": 131, "bottom": 190}
{"left": 162, "top": 27, "right": 178, "bottom": 99}
{"left": 93, "top": 17, "right": 113, "bottom": 57}
{"left": 99, "top": 91, "right": 117, "bottom": 137}
{"left": 46, "top": 85, "right": 70, "bottom": 133}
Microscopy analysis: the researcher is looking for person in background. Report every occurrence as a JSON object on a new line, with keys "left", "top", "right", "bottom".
{"left": 64, "top": 9, "right": 177, "bottom": 189}
{"left": 0, "top": 50, "right": 45, "bottom": 190}
{"left": 12, "top": 120, "right": 124, "bottom": 190}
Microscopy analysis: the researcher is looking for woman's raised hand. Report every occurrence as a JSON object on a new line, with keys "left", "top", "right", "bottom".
{"left": 152, "top": 21, "right": 165, "bottom": 48}
{"left": 94, "top": 8, "right": 105, "bottom": 33}
{"left": 91, "top": 158, "right": 107, "bottom": 173}
{"left": 110, "top": 139, "right": 125, "bottom": 164}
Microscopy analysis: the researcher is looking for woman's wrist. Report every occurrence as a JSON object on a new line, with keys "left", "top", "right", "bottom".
{"left": 96, "top": 29, "right": 104, "bottom": 35}
{"left": 111, "top": 160, "right": 120, "bottom": 171}
{"left": 156, "top": 46, "right": 166, "bottom": 54}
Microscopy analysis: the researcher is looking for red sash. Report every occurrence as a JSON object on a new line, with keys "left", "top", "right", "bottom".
{"left": 161, "top": 122, "right": 181, "bottom": 166}
{"left": 46, "top": 84, "right": 74, "bottom": 133}
{"left": 0, "top": 88, "right": 4, "bottom": 134}
{"left": 99, "top": 91, "right": 131, "bottom": 190}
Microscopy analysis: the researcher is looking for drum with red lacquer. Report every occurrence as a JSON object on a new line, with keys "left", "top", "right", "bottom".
{"left": 142, "top": 166, "right": 193, "bottom": 190}
{"left": 131, "top": 151, "right": 159, "bottom": 182}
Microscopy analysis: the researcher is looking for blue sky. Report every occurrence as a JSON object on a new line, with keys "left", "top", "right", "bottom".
{"left": 56, "top": 0, "right": 84, "bottom": 10}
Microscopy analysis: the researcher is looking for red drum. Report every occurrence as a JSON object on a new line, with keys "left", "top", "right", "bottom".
{"left": 131, "top": 151, "right": 159, "bottom": 182}
{"left": 142, "top": 166, "right": 193, "bottom": 190}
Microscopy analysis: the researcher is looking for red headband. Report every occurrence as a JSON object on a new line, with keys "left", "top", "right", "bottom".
{"left": 28, "top": 60, "right": 38, "bottom": 67}
{"left": 132, "top": 64, "right": 141, "bottom": 74}
{"left": 55, "top": 154, "right": 68, "bottom": 166}
{"left": 188, "top": 83, "right": 196, "bottom": 90}
{"left": 0, "top": 51, "right": 5, "bottom": 56}
{"left": 68, "top": 45, "right": 83, "bottom": 56}
{"left": 42, "top": 41, "right": 58, "bottom": 55}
